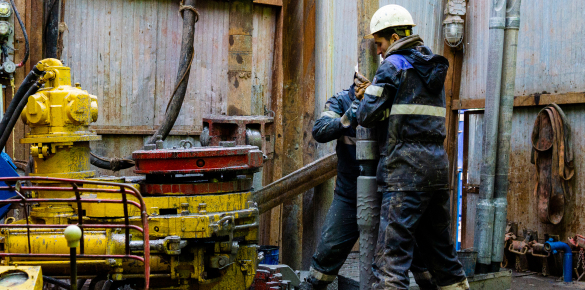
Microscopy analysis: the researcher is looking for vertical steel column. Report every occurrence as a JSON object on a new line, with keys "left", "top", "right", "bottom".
{"left": 473, "top": 0, "right": 507, "bottom": 274}
{"left": 491, "top": 0, "right": 521, "bottom": 272}
{"left": 357, "top": 1, "right": 379, "bottom": 288}
{"left": 356, "top": 128, "right": 380, "bottom": 289}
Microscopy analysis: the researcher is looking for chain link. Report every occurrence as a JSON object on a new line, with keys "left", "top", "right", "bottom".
{"left": 515, "top": 255, "right": 521, "bottom": 272}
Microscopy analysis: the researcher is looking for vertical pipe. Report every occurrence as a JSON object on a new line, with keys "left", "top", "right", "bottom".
{"left": 491, "top": 0, "right": 521, "bottom": 272}
{"left": 473, "top": 0, "right": 507, "bottom": 274}
{"left": 357, "top": 1, "right": 379, "bottom": 288}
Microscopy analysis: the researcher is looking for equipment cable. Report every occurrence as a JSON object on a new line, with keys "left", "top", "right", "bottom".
{"left": 90, "top": 1, "right": 199, "bottom": 171}
{"left": 10, "top": 0, "right": 29, "bottom": 68}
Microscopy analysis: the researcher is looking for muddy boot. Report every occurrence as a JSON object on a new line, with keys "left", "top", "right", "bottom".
{"left": 439, "top": 278, "right": 469, "bottom": 290}
{"left": 299, "top": 269, "right": 332, "bottom": 290}
{"left": 413, "top": 271, "right": 439, "bottom": 290}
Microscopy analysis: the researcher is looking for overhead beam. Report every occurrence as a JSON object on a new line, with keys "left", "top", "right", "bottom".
{"left": 451, "top": 92, "right": 585, "bottom": 110}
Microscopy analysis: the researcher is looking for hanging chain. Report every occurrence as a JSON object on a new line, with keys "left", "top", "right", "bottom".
{"left": 542, "top": 258, "right": 548, "bottom": 276}
{"left": 580, "top": 249, "right": 585, "bottom": 270}
{"left": 515, "top": 255, "right": 521, "bottom": 272}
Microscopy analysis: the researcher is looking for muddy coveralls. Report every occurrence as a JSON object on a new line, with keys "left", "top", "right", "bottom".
{"left": 307, "top": 83, "right": 438, "bottom": 290}
{"left": 355, "top": 36, "right": 468, "bottom": 290}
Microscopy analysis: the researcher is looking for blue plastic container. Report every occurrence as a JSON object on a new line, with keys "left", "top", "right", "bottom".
{"left": 259, "top": 246, "right": 279, "bottom": 265}
{"left": 457, "top": 249, "right": 478, "bottom": 277}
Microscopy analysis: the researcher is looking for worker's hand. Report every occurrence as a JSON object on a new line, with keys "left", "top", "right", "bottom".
{"left": 354, "top": 72, "right": 371, "bottom": 100}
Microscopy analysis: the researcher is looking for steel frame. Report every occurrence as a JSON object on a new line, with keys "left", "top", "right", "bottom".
{"left": 0, "top": 176, "right": 151, "bottom": 289}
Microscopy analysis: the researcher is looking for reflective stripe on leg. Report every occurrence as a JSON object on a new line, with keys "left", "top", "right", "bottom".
{"left": 310, "top": 266, "right": 337, "bottom": 282}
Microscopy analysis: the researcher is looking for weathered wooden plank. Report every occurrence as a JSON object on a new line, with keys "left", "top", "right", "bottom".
{"left": 253, "top": 0, "right": 282, "bottom": 7}
{"left": 452, "top": 92, "right": 585, "bottom": 110}
{"left": 268, "top": 5, "right": 284, "bottom": 252}
{"left": 89, "top": 125, "right": 202, "bottom": 136}
{"left": 153, "top": 0, "right": 169, "bottom": 126}
{"left": 300, "top": 0, "right": 316, "bottom": 269}
{"left": 281, "top": 0, "right": 304, "bottom": 270}
{"left": 227, "top": 0, "right": 253, "bottom": 116}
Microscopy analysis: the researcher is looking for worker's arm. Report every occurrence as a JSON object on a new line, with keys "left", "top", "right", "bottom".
{"left": 355, "top": 61, "right": 399, "bottom": 128}
{"left": 312, "top": 92, "right": 350, "bottom": 143}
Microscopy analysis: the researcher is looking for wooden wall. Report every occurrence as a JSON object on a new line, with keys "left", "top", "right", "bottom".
{"left": 54, "top": 0, "right": 279, "bottom": 176}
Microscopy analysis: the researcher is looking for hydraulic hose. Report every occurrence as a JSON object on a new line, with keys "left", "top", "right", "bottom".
{"left": 90, "top": 0, "right": 198, "bottom": 171}
{"left": 10, "top": 0, "right": 29, "bottom": 68}
{"left": 0, "top": 66, "right": 42, "bottom": 140}
{"left": 0, "top": 80, "right": 43, "bottom": 152}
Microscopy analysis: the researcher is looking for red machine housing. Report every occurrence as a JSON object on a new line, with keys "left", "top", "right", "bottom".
{"left": 133, "top": 146, "right": 263, "bottom": 175}
{"left": 132, "top": 144, "right": 263, "bottom": 195}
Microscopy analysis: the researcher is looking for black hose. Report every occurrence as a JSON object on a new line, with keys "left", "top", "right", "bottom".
{"left": 0, "top": 67, "right": 42, "bottom": 139}
{"left": 10, "top": 0, "right": 29, "bottom": 68}
{"left": 0, "top": 80, "right": 42, "bottom": 152}
{"left": 77, "top": 278, "right": 87, "bottom": 290}
{"left": 90, "top": 0, "right": 198, "bottom": 171}
{"left": 43, "top": 276, "right": 71, "bottom": 289}
{"left": 44, "top": 0, "right": 60, "bottom": 58}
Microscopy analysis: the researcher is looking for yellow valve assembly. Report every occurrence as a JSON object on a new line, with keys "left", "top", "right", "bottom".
{"left": 20, "top": 58, "right": 100, "bottom": 179}
{"left": 1, "top": 60, "right": 264, "bottom": 290}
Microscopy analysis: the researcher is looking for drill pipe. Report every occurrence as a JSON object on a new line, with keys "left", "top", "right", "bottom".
{"left": 252, "top": 153, "right": 337, "bottom": 214}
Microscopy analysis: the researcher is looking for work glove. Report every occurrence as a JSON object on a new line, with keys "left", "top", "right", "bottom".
{"left": 340, "top": 99, "right": 360, "bottom": 128}
{"left": 354, "top": 72, "right": 371, "bottom": 100}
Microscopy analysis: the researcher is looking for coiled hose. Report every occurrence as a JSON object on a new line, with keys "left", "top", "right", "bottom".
{"left": 90, "top": 0, "right": 198, "bottom": 171}
{"left": 0, "top": 79, "right": 44, "bottom": 152}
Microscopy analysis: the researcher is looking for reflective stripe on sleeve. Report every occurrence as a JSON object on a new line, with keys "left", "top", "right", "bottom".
{"left": 390, "top": 104, "right": 446, "bottom": 117}
{"left": 320, "top": 110, "right": 341, "bottom": 119}
{"left": 365, "top": 85, "right": 384, "bottom": 97}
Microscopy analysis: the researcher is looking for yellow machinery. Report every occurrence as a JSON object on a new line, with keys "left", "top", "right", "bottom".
{"left": 0, "top": 59, "right": 262, "bottom": 289}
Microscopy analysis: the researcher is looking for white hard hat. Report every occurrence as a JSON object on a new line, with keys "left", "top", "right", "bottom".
{"left": 365, "top": 4, "right": 416, "bottom": 39}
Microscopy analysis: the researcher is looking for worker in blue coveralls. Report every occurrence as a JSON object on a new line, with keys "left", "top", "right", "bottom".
{"left": 344, "top": 4, "right": 469, "bottom": 290}
{"left": 299, "top": 73, "right": 439, "bottom": 289}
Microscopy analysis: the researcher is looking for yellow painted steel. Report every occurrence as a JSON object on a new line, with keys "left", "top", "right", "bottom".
{"left": 0, "top": 266, "right": 43, "bottom": 290}
{"left": 20, "top": 58, "right": 100, "bottom": 179}
{"left": 2, "top": 59, "right": 260, "bottom": 289}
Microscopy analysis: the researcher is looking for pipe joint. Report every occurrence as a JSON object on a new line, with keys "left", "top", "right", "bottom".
{"left": 505, "top": 17, "right": 520, "bottom": 29}
{"left": 489, "top": 17, "right": 505, "bottom": 29}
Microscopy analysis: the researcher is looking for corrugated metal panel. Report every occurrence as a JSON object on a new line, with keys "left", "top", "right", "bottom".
{"left": 380, "top": 0, "right": 444, "bottom": 54}
{"left": 315, "top": 0, "right": 444, "bottom": 125}
{"left": 62, "top": 0, "right": 277, "bottom": 132}
{"left": 315, "top": 0, "right": 357, "bottom": 158}
{"left": 461, "top": 0, "right": 585, "bottom": 101}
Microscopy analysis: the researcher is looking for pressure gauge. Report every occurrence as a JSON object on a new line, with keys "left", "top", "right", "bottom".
{"left": 0, "top": 21, "right": 12, "bottom": 37}
{"left": 0, "top": 2, "right": 11, "bottom": 18}
{"left": 3, "top": 60, "right": 15, "bottom": 73}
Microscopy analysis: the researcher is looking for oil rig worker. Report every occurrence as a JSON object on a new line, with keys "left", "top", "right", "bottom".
{"left": 300, "top": 78, "right": 438, "bottom": 290}
{"left": 347, "top": 4, "right": 470, "bottom": 290}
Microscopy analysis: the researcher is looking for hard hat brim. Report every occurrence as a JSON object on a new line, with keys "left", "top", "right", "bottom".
{"left": 363, "top": 23, "right": 416, "bottom": 40}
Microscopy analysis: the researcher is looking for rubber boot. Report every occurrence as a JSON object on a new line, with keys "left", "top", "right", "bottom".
{"left": 439, "top": 278, "right": 470, "bottom": 290}
{"left": 412, "top": 271, "right": 439, "bottom": 290}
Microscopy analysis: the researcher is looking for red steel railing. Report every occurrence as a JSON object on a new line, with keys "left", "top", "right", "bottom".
{"left": 0, "top": 176, "right": 151, "bottom": 289}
